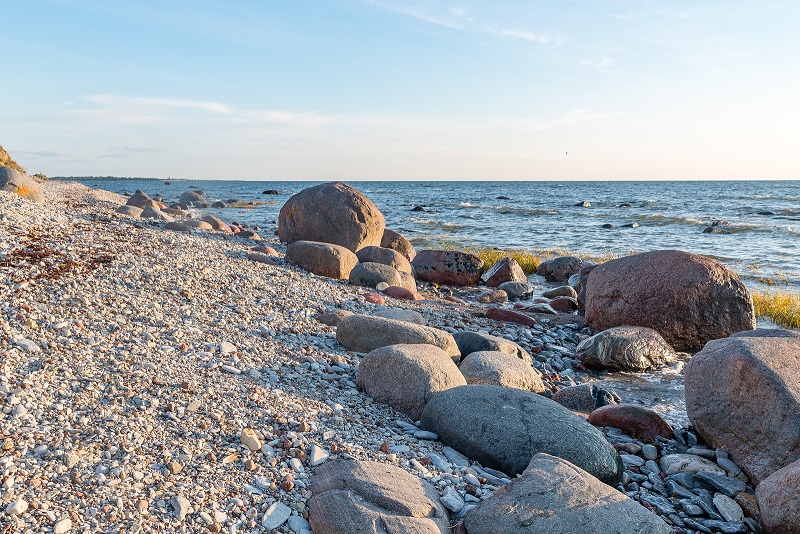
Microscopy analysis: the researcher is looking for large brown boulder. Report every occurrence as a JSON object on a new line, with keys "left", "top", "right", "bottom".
{"left": 285, "top": 240, "right": 359, "bottom": 280}
{"left": 126, "top": 190, "right": 159, "bottom": 209}
{"left": 0, "top": 167, "right": 44, "bottom": 203}
{"left": 463, "top": 454, "right": 672, "bottom": 534}
{"left": 278, "top": 182, "right": 385, "bottom": 252}
{"left": 584, "top": 250, "right": 755, "bottom": 351}
{"left": 685, "top": 335, "right": 800, "bottom": 484}
{"left": 411, "top": 250, "right": 484, "bottom": 287}
{"left": 308, "top": 460, "right": 450, "bottom": 534}
{"left": 576, "top": 326, "right": 677, "bottom": 371}
{"left": 756, "top": 458, "right": 800, "bottom": 534}
{"left": 380, "top": 229, "right": 416, "bottom": 261}
{"left": 356, "top": 344, "right": 466, "bottom": 420}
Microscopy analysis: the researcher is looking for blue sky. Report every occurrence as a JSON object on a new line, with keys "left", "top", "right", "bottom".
{"left": 2, "top": 0, "right": 798, "bottom": 180}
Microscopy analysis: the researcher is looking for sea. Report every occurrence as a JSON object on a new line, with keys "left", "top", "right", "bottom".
{"left": 71, "top": 178, "right": 800, "bottom": 292}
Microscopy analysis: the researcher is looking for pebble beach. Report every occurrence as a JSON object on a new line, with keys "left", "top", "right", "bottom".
{"left": 0, "top": 181, "right": 779, "bottom": 533}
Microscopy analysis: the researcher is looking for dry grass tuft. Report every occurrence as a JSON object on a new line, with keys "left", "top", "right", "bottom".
{"left": 752, "top": 290, "right": 800, "bottom": 329}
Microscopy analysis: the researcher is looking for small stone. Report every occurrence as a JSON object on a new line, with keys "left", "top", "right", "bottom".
{"left": 440, "top": 486, "right": 464, "bottom": 513}
{"left": 713, "top": 493, "right": 744, "bottom": 522}
{"left": 642, "top": 444, "right": 658, "bottom": 461}
{"left": 280, "top": 475, "right": 295, "bottom": 491}
{"left": 261, "top": 502, "right": 291, "bottom": 530}
{"left": 6, "top": 498, "right": 28, "bottom": 515}
{"left": 170, "top": 494, "right": 191, "bottom": 520}
{"left": 166, "top": 461, "right": 182, "bottom": 474}
{"left": 309, "top": 445, "right": 329, "bottom": 466}
{"left": 135, "top": 499, "right": 149, "bottom": 513}
{"left": 240, "top": 428, "right": 262, "bottom": 451}
{"left": 221, "top": 365, "right": 241, "bottom": 374}
{"left": 376, "top": 282, "right": 390, "bottom": 291}
{"left": 244, "top": 458, "right": 257, "bottom": 471}
{"left": 413, "top": 430, "right": 438, "bottom": 440}
{"left": 297, "top": 421, "right": 311, "bottom": 432}
{"left": 53, "top": 518, "right": 72, "bottom": 534}
{"left": 220, "top": 341, "right": 237, "bottom": 354}
{"left": 289, "top": 457, "right": 304, "bottom": 472}
{"left": 288, "top": 515, "right": 312, "bottom": 533}
{"left": 16, "top": 338, "right": 40, "bottom": 352}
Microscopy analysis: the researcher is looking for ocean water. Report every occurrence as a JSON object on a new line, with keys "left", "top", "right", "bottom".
{"left": 72, "top": 178, "right": 800, "bottom": 290}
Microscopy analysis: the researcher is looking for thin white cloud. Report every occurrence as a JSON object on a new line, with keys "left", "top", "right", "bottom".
{"left": 85, "top": 94, "right": 231, "bottom": 114}
{"left": 68, "top": 94, "right": 330, "bottom": 129}
{"left": 366, "top": 0, "right": 555, "bottom": 45}
{"left": 579, "top": 57, "right": 612, "bottom": 70}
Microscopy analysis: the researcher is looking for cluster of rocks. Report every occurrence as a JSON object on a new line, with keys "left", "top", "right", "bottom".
{"left": 2, "top": 179, "right": 796, "bottom": 534}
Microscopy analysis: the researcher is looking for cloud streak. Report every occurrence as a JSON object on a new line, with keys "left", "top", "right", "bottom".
{"left": 366, "top": 0, "right": 555, "bottom": 45}
{"left": 491, "top": 109, "right": 621, "bottom": 133}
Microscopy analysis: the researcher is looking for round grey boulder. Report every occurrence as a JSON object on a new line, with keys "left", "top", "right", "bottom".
{"left": 373, "top": 308, "right": 425, "bottom": 325}
{"left": 337, "top": 315, "right": 460, "bottom": 358}
{"left": 576, "top": 326, "right": 677, "bottom": 371}
{"left": 356, "top": 344, "right": 466, "bottom": 420}
{"left": 356, "top": 246, "right": 413, "bottom": 274}
{"left": 498, "top": 281, "right": 534, "bottom": 300}
{"left": 349, "top": 262, "right": 415, "bottom": 292}
{"left": 459, "top": 351, "right": 545, "bottom": 393}
{"left": 463, "top": 453, "right": 672, "bottom": 534}
{"left": 179, "top": 191, "right": 206, "bottom": 205}
{"left": 452, "top": 331, "right": 532, "bottom": 364}
{"left": 308, "top": 460, "right": 450, "bottom": 534}
{"left": 420, "top": 384, "right": 622, "bottom": 484}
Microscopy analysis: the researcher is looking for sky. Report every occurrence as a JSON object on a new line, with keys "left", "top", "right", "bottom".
{"left": 2, "top": 0, "right": 799, "bottom": 180}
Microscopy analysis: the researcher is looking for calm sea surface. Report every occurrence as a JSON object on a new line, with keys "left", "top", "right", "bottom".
{"left": 71, "top": 179, "right": 800, "bottom": 291}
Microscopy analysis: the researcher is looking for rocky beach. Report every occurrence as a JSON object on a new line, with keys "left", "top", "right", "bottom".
{"left": 1, "top": 177, "right": 798, "bottom": 533}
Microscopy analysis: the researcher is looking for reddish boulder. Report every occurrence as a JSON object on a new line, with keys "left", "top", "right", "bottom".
{"left": 476, "top": 290, "right": 508, "bottom": 304}
{"left": 383, "top": 286, "right": 423, "bottom": 301}
{"left": 250, "top": 245, "right": 278, "bottom": 256}
{"left": 588, "top": 404, "right": 674, "bottom": 440}
{"left": 481, "top": 257, "right": 526, "bottom": 287}
{"left": 380, "top": 229, "right": 416, "bottom": 261}
{"left": 278, "top": 182, "right": 385, "bottom": 252}
{"left": 548, "top": 296, "right": 578, "bottom": 312}
{"left": 685, "top": 335, "right": 800, "bottom": 484}
{"left": 246, "top": 252, "right": 277, "bottom": 265}
{"left": 585, "top": 250, "right": 755, "bottom": 351}
{"left": 412, "top": 250, "right": 484, "bottom": 287}
{"left": 486, "top": 308, "right": 536, "bottom": 327}
{"left": 202, "top": 215, "right": 232, "bottom": 232}
{"left": 756, "top": 458, "right": 800, "bottom": 534}
{"left": 537, "top": 256, "right": 594, "bottom": 283}
{"left": 363, "top": 292, "right": 385, "bottom": 305}
{"left": 284, "top": 241, "right": 359, "bottom": 280}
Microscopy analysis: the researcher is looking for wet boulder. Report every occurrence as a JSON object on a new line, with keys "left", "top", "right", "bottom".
{"left": 179, "top": 191, "right": 206, "bottom": 205}
{"left": 452, "top": 331, "right": 532, "bottom": 364}
{"left": 576, "top": 326, "right": 677, "bottom": 371}
{"left": 588, "top": 404, "right": 674, "bottom": 440}
{"left": 537, "top": 256, "right": 594, "bottom": 283}
{"left": 278, "top": 182, "right": 385, "bottom": 252}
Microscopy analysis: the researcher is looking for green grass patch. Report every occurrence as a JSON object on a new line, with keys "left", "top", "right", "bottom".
{"left": 752, "top": 290, "right": 800, "bottom": 329}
